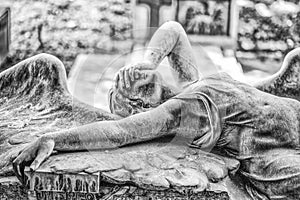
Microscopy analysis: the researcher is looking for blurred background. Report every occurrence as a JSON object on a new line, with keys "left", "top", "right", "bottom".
{"left": 0, "top": 0, "right": 299, "bottom": 74}
{"left": 0, "top": 0, "right": 133, "bottom": 73}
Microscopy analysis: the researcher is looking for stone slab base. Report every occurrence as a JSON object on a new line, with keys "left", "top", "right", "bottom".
{"left": 0, "top": 177, "right": 229, "bottom": 200}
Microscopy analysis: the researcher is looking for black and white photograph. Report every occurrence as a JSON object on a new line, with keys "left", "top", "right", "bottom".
{"left": 1, "top": 0, "right": 300, "bottom": 199}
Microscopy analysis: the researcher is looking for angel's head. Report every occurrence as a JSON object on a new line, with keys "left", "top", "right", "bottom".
{"left": 108, "top": 70, "right": 175, "bottom": 117}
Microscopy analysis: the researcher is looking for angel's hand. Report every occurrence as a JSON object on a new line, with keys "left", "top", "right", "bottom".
{"left": 114, "top": 61, "right": 155, "bottom": 90}
{"left": 13, "top": 137, "right": 55, "bottom": 183}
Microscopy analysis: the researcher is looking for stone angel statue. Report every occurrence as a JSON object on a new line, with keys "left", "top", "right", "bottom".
{"left": 1, "top": 21, "right": 300, "bottom": 199}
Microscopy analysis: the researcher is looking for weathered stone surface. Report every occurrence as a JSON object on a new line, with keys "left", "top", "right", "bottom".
{"left": 0, "top": 178, "right": 230, "bottom": 200}
{"left": 0, "top": 54, "right": 249, "bottom": 199}
{"left": 27, "top": 141, "right": 230, "bottom": 190}
{"left": 0, "top": 54, "right": 118, "bottom": 177}
{"left": 0, "top": 177, "right": 28, "bottom": 200}
{"left": 255, "top": 48, "right": 300, "bottom": 101}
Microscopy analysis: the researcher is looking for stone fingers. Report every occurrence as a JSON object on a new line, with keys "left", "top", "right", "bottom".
{"left": 116, "top": 67, "right": 134, "bottom": 90}
{"left": 124, "top": 68, "right": 131, "bottom": 89}
{"left": 13, "top": 146, "right": 36, "bottom": 183}
{"left": 30, "top": 139, "right": 55, "bottom": 171}
{"left": 129, "top": 67, "right": 135, "bottom": 82}
{"left": 12, "top": 138, "right": 55, "bottom": 184}
{"left": 113, "top": 72, "right": 119, "bottom": 89}
{"left": 118, "top": 68, "right": 125, "bottom": 89}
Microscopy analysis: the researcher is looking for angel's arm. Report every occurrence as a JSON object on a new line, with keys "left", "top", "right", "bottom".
{"left": 47, "top": 99, "right": 181, "bottom": 151}
{"left": 117, "top": 21, "right": 216, "bottom": 92}
{"left": 143, "top": 21, "right": 217, "bottom": 83}
{"left": 13, "top": 98, "right": 183, "bottom": 179}
{"left": 143, "top": 21, "right": 199, "bottom": 83}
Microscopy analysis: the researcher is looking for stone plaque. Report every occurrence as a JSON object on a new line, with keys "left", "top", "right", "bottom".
{"left": 0, "top": 7, "right": 10, "bottom": 65}
{"left": 176, "top": 0, "right": 230, "bottom": 36}
{"left": 176, "top": 0, "right": 238, "bottom": 49}
{"left": 132, "top": 0, "right": 174, "bottom": 40}
{"left": 25, "top": 169, "right": 101, "bottom": 200}
{"left": 132, "top": 0, "right": 238, "bottom": 49}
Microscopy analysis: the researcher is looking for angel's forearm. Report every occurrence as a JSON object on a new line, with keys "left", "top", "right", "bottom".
{"left": 43, "top": 101, "right": 179, "bottom": 151}
{"left": 143, "top": 23, "right": 180, "bottom": 68}
{"left": 43, "top": 122, "right": 126, "bottom": 151}
{"left": 143, "top": 34, "right": 178, "bottom": 68}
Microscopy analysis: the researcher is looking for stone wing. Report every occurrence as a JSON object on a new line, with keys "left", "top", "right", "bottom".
{"left": 0, "top": 54, "right": 116, "bottom": 176}
{"left": 254, "top": 47, "right": 300, "bottom": 101}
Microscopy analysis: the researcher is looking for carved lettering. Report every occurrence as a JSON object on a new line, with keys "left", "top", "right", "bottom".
{"left": 25, "top": 170, "right": 100, "bottom": 194}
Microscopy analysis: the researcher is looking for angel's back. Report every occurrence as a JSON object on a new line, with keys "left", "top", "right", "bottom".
{"left": 188, "top": 73, "right": 300, "bottom": 155}
{"left": 180, "top": 72, "right": 300, "bottom": 199}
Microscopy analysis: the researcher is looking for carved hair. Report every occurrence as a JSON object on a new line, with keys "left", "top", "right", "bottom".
{"left": 108, "top": 83, "right": 176, "bottom": 117}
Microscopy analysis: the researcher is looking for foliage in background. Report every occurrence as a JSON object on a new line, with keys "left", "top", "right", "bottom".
{"left": 238, "top": 0, "right": 300, "bottom": 62}
{"left": 1, "top": 0, "right": 300, "bottom": 74}
{"left": 1, "top": 0, "right": 132, "bottom": 73}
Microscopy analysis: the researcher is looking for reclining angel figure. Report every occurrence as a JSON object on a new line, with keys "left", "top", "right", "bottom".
{"left": 10, "top": 21, "right": 300, "bottom": 199}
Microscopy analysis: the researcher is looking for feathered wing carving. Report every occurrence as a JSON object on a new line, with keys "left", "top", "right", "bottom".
{"left": 254, "top": 48, "right": 300, "bottom": 101}
{"left": 0, "top": 54, "right": 117, "bottom": 176}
